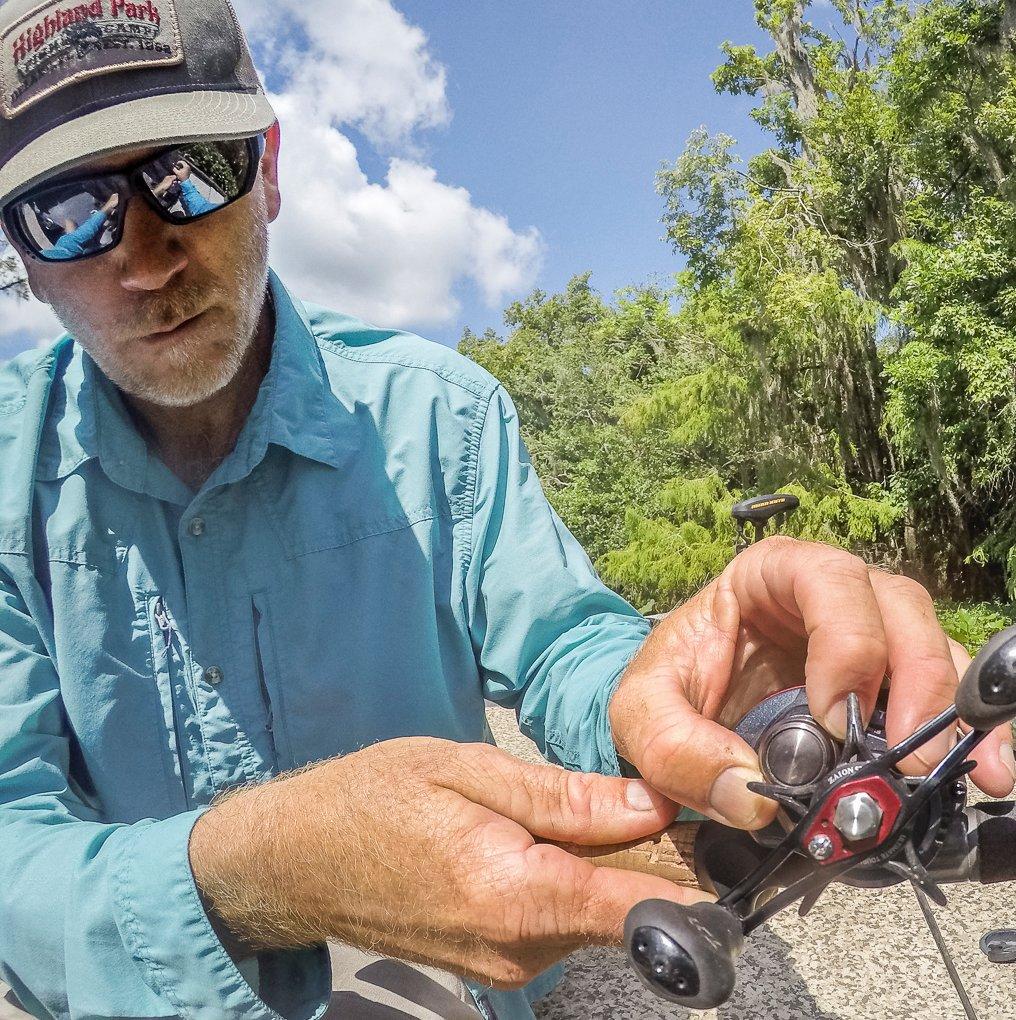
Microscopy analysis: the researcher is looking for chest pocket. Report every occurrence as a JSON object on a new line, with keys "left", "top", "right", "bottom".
{"left": 147, "top": 595, "right": 205, "bottom": 811}
{"left": 46, "top": 562, "right": 192, "bottom": 823}
{"left": 251, "top": 591, "right": 291, "bottom": 771}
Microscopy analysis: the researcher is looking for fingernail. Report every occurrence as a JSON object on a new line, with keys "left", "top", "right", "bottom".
{"left": 624, "top": 780, "right": 658, "bottom": 811}
{"left": 686, "top": 890, "right": 719, "bottom": 904}
{"left": 822, "top": 700, "right": 848, "bottom": 740}
{"left": 999, "top": 743, "right": 1016, "bottom": 788}
{"left": 913, "top": 727, "right": 957, "bottom": 773}
{"left": 709, "top": 766, "right": 766, "bottom": 828}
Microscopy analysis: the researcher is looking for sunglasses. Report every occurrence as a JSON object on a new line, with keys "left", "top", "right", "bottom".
{"left": 2, "top": 134, "right": 267, "bottom": 265}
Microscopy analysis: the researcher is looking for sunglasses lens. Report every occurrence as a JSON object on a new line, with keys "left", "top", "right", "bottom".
{"left": 13, "top": 182, "right": 120, "bottom": 262}
{"left": 139, "top": 138, "right": 255, "bottom": 221}
{"left": 9, "top": 136, "right": 261, "bottom": 263}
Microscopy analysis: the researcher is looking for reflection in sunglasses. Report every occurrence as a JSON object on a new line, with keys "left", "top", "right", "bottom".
{"left": 6, "top": 134, "right": 263, "bottom": 263}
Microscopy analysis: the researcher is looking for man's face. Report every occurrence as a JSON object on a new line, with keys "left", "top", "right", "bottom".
{"left": 3, "top": 127, "right": 282, "bottom": 408}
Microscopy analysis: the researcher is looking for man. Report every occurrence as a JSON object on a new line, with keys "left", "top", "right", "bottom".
{"left": 153, "top": 160, "right": 220, "bottom": 217}
{"left": 45, "top": 193, "right": 119, "bottom": 261}
{"left": 0, "top": 1, "right": 1010, "bottom": 1018}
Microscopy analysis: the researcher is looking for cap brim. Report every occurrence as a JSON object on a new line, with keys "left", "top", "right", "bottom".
{"left": 0, "top": 89, "right": 275, "bottom": 206}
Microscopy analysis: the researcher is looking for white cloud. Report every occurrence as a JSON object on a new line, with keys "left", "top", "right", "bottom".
{"left": 269, "top": 93, "right": 542, "bottom": 326}
{"left": 240, "top": 0, "right": 543, "bottom": 329}
{"left": 0, "top": 279, "right": 62, "bottom": 346}
{"left": 238, "top": 0, "right": 450, "bottom": 151}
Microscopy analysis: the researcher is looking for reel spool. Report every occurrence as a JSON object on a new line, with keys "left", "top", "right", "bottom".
{"left": 737, "top": 687, "right": 965, "bottom": 891}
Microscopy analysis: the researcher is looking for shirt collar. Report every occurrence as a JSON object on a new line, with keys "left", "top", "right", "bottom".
{"left": 36, "top": 269, "right": 355, "bottom": 498}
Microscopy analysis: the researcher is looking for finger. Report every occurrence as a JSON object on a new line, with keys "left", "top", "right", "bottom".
{"left": 626, "top": 687, "right": 775, "bottom": 829}
{"left": 440, "top": 744, "right": 681, "bottom": 846}
{"left": 876, "top": 597, "right": 1016, "bottom": 796}
{"left": 964, "top": 721, "right": 1015, "bottom": 798}
{"left": 609, "top": 581, "right": 774, "bottom": 829}
{"left": 873, "top": 575, "right": 1014, "bottom": 796}
{"left": 872, "top": 571, "right": 960, "bottom": 774}
{"left": 525, "top": 843, "right": 712, "bottom": 945}
{"left": 733, "top": 540, "right": 889, "bottom": 737}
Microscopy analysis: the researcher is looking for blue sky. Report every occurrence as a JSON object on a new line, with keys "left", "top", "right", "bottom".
{"left": 0, "top": 0, "right": 778, "bottom": 357}
{"left": 390, "top": 0, "right": 773, "bottom": 345}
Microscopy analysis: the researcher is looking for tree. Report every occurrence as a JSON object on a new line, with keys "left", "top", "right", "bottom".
{"left": 465, "top": 0, "right": 1016, "bottom": 607}
{"left": 656, "top": 0, "right": 1016, "bottom": 596}
{"left": 0, "top": 239, "right": 27, "bottom": 301}
{"left": 460, "top": 274, "right": 688, "bottom": 565}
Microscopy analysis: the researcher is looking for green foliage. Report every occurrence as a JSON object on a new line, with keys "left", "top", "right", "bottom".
{"left": 463, "top": 0, "right": 1016, "bottom": 608}
{"left": 182, "top": 142, "right": 240, "bottom": 197}
{"left": 657, "top": 131, "right": 743, "bottom": 284}
{"left": 463, "top": 268, "right": 903, "bottom": 609}
{"left": 937, "top": 601, "right": 1016, "bottom": 653}
{"left": 0, "top": 238, "right": 27, "bottom": 301}
{"left": 461, "top": 275, "right": 689, "bottom": 563}
{"left": 600, "top": 475, "right": 903, "bottom": 611}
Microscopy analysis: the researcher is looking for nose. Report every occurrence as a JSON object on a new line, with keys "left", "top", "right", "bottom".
{"left": 114, "top": 195, "right": 188, "bottom": 292}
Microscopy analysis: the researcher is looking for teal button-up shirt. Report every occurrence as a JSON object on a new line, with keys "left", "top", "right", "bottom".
{"left": 0, "top": 270, "right": 649, "bottom": 1020}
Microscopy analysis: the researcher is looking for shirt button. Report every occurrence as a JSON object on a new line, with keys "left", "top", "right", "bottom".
{"left": 188, "top": 517, "right": 206, "bottom": 537}
{"left": 203, "top": 666, "right": 224, "bottom": 685}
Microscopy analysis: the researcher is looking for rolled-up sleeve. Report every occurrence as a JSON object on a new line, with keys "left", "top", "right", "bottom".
{"left": 178, "top": 179, "right": 218, "bottom": 217}
{"left": 464, "top": 385, "right": 650, "bottom": 775}
{"left": 0, "top": 572, "right": 331, "bottom": 1020}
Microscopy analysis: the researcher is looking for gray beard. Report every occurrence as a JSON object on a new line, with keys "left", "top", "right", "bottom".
{"left": 53, "top": 199, "right": 271, "bottom": 409}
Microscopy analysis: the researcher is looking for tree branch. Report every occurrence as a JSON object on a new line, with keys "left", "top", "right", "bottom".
{"left": 772, "top": 2, "right": 821, "bottom": 124}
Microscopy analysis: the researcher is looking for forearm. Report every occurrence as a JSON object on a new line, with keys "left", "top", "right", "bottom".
{"left": 188, "top": 750, "right": 436, "bottom": 959}
{"left": 190, "top": 759, "right": 338, "bottom": 953}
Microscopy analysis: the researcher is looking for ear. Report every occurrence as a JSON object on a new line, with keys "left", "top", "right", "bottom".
{"left": 261, "top": 121, "right": 282, "bottom": 223}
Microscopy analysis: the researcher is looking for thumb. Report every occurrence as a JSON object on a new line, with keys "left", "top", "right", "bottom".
{"left": 630, "top": 692, "right": 775, "bottom": 830}
{"left": 611, "top": 583, "right": 775, "bottom": 830}
{"left": 439, "top": 744, "right": 679, "bottom": 845}
{"left": 524, "top": 844, "right": 713, "bottom": 946}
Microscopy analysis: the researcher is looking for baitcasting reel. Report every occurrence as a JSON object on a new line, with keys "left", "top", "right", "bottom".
{"left": 623, "top": 626, "right": 1016, "bottom": 1016}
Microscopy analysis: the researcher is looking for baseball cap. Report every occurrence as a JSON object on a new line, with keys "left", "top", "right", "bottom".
{"left": 0, "top": 0, "right": 275, "bottom": 207}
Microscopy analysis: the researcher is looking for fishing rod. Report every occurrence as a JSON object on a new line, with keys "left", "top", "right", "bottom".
{"left": 586, "top": 493, "right": 1016, "bottom": 1017}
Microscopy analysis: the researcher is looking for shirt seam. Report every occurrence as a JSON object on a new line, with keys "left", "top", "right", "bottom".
{"left": 315, "top": 337, "right": 497, "bottom": 401}
{"left": 181, "top": 639, "right": 220, "bottom": 798}
{"left": 460, "top": 387, "right": 499, "bottom": 579}
{"left": 144, "top": 596, "right": 192, "bottom": 810}
{"left": 0, "top": 356, "right": 53, "bottom": 415}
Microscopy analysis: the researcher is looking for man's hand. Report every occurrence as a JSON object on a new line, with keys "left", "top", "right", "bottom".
{"left": 173, "top": 160, "right": 192, "bottom": 181}
{"left": 189, "top": 738, "right": 708, "bottom": 988}
{"left": 609, "top": 537, "right": 1016, "bottom": 831}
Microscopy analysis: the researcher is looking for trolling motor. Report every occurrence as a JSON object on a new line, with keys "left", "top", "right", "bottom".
{"left": 731, "top": 493, "right": 799, "bottom": 553}
{"left": 621, "top": 627, "right": 1016, "bottom": 1018}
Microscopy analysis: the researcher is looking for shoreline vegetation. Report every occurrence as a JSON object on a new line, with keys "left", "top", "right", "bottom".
{"left": 461, "top": 1, "right": 1016, "bottom": 649}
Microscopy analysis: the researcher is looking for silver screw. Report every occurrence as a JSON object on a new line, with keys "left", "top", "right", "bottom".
{"left": 833, "top": 791, "right": 883, "bottom": 843}
{"left": 807, "top": 834, "right": 834, "bottom": 860}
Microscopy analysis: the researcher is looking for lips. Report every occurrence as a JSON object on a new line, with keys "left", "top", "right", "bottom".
{"left": 140, "top": 309, "right": 203, "bottom": 342}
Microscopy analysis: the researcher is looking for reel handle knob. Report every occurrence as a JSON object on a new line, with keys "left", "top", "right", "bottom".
{"left": 624, "top": 899, "right": 743, "bottom": 1009}
{"left": 956, "top": 624, "right": 1016, "bottom": 730}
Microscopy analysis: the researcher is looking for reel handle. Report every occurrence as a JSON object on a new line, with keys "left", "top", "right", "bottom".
{"left": 955, "top": 624, "right": 1016, "bottom": 730}
{"left": 624, "top": 899, "right": 744, "bottom": 1009}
